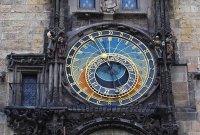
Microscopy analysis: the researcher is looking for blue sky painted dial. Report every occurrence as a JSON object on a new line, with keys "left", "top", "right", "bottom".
{"left": 65, "top": 30, "right": 156, "bottom": 106}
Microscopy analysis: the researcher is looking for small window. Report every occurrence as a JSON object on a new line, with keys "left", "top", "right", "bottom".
{"left": 122, "top": 0, "right": 137, "bottom": 10}
{"left": 79, "top": 0, "right": 95, "bottom": 9}
{"left": 22, "top": 74, "right": 37, "bottom": 106}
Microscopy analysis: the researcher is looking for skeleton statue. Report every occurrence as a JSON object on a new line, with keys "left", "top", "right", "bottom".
{"left": 47, "top": 31, "right": 56, "bottom": 54}
{"left": 153, "top": 35, "right": 162, "bottom": 58}
{"left": 101, "top": 0, "right": 118, "bottom": 13}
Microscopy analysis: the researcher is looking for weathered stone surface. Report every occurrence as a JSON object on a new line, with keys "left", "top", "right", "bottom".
{"left": 0, "top": 21, "right": 12, "bottom": 27}
{"left": 0, "top": 13, "right": 11, "bottom": 21}
{"left": 191, "top": 121, "right": 200, "bottom": 132}
{"left": 38, "top": 0, "right": 49, "bottom": 4}
{"left": 0, "top": 0, "right": 13, "bottom": 5}
{"left": 176, "top": 112, "right": 197, "bottom": 121}
{"left": 12, "top": 20, "right": 28, "bottom": 27}
{"left": 188, "top": 132, "right": 200, "bottom": 135}
{"left": 0, "top": 5, "right": 11, "bottom": 13}
{"left": 177, "top": 120, "right": 200, "bottom": 134}
{"left": 0, "top": 0, "right": 50, "bottom": 54}
{"left": 26, "top": 0, "right": 38, "bottom": 5}
{"left": 36, "top": 13, "right": 49, "bottom": 20}
{"left": 188, "top": 64, "right": 198, "bottom": 73}
{"left": 1, "top": 33, "right": 16, "bottom": 40}
{"left": 27, "top": 5, "right": 43, "bottom": 12}
{"left": 11, "top": 5, "right": 27, "bottom": 12}
{"left": 171, "top": 66, "right": 188, "bottom": 82}
{"left": 172, "top": 82, "right": 188, "bottom": 93}
{"left": 175, "top": 101, "right": 189, "bottom": 108}
{"left": 14, "top": 0, "right": 26, "bottom": 4}
{"left": 0, "top": 59, "right": 7, "bottom": 72}
{"left": 0, "top": 113, "right": 6, "bottom": 124}
{"left": 172, "top": 0, "right": 200, "bottom": 72}
{"left": 174, "top": 93, "right": 189, "bottom": 106}
{"left": 171, "top": 0, "right": 200, "bottom": 131}
{"left": 178, "top": 121, "right": 193, "bottom": 134}
{"left": 195, "top": 94, "right": 200, "bottom": 111}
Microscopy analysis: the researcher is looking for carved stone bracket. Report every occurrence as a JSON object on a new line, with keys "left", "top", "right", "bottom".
{"left": 161, "top": 123, "right": 178, "bottom": 135}
{"left": 7, "top": 53, "right": 45, "bottom": 70}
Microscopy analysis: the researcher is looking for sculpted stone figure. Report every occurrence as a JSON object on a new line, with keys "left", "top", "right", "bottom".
{"left": 101, "top": 0, "right": 118, "bottom": 13}
{"left": 166, "top": 34, "right": 175, "bottom": 59}
{"left": 153, "top": 35, "right": 162, "bottom": 58}
{"left": 47, "top": 31, "right": 67, "bottom": 57}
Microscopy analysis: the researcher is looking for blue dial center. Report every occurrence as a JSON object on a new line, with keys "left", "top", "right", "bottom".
{"left": 95, "top": 62, "right": 129, "bottom": 88}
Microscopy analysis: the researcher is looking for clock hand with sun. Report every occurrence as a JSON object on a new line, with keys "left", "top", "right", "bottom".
{"left": 100, "top": 53, "right": 122, "bottom": 94}
{"left": 89, "top": 35, "right": 121, "bottom": 90}
{"left": 92, "top": 35, "right": 124, "bottom": 95}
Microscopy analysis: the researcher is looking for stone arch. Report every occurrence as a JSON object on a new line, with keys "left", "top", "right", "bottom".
{"left": 75, "top": 118, "right": 150, "bottom": 135}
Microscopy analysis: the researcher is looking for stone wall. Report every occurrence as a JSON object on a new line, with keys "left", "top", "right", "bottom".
{"left": 0, "top": 0, "right": 51, "bottom": 134}
{"left": 171, "top": 0, "right": 200, "bottom": 71}
{"left": 171, "top": 0, "right": 200, "bottom": 134}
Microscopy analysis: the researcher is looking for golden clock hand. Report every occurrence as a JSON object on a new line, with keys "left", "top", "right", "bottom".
{"left": 100, "top": 53, "right": 122, "bottom": 92}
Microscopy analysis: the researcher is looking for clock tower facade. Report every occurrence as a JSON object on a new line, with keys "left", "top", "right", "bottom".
{"left": 4, "top": 0, "right": 178, "bottom": 135}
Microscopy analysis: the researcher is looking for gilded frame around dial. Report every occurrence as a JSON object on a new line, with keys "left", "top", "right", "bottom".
{"left": 65, "top": 29, "right": 157, "bottom": 106}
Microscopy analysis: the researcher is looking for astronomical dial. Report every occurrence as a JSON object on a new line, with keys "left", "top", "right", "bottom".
{"left": 65, "top": 30, "right": 156, "bottom": 106}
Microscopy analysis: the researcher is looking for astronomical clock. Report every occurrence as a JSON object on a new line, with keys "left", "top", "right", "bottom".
{"left": 65, "top": 28, "right": 157, "bottom": 106}
{"left": 4, "top": 0, "right": 178, "bottom": 134}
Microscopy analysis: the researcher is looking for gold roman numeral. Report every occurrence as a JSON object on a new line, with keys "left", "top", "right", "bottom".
{"left": 98, "top": 31, "right": 102, "bottom": 36}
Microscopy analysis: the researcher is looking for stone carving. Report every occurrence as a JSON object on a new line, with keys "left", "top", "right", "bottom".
{"left": 153, "top": 35, "right": 162, "bottom": 58}
{"left": 7, "top": 53, "right": 45, "bottom": 69}
{"left": 57, "top": 32, "right": 67, "bottom": 58}
{"left": 47, "top": 31, "right": 56, "bottom": 54}
{"left": 166, "top": 33, "right": 176, "bottom": 59}
{"left": 5, "top": 105, "right": 178, "bottom": 135}
{"left": 101, "top": 0, "right": 118, "bottom": 13}
{"left": 153, "top": 33, "right": 176, "bottom": 60}
{"left": 47, "top": 31, "right": 67, "bottom": 58}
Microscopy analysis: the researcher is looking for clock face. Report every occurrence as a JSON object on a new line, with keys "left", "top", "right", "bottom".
{"left": 65, "top": 30, "right": 156, "bottom": 106}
